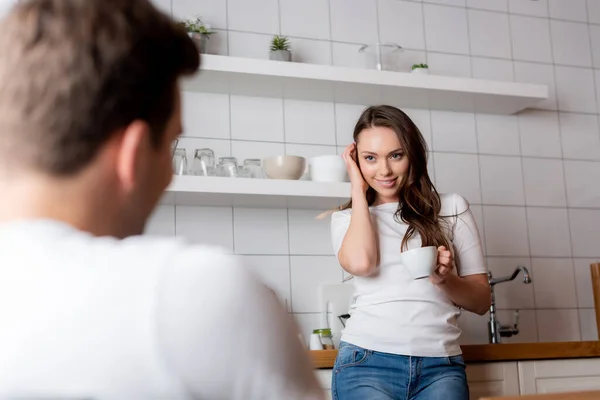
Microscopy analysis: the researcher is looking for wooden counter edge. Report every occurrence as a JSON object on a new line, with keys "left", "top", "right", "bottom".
{"left": 592, "top": 263, "right": 600, "bottom": 338}
{"left": 479, "top": 391, "right": 600, "bottom": 400}
{"left": 310, "top": 341, "right": 600, "bottom": 369}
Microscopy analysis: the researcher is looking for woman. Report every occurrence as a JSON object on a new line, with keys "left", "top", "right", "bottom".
{"left": 330, "top": 105, "right": 490, "bottom": 400}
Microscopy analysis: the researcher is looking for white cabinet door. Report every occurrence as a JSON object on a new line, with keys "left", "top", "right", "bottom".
{"left": 519, "top": 358, "right": 600, "bottom": 395}
{"left": 316, "top": 369, "right": 332, "bottom": 399}
{"left": 466, "top": 362, "right": 520, "bottom": 399}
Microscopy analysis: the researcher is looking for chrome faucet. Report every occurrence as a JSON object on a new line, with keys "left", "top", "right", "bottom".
{"left": 487, "top": 266, "right": 532, "bottom": 344}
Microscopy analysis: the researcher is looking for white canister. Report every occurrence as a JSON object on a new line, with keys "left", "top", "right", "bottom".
{"left": 309, "top": 155, "right": 348, "bottom": 182}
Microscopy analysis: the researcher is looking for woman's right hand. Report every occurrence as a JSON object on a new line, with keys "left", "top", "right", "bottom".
{"left": 342, "top": 143, "right": 369, "bottom": 195}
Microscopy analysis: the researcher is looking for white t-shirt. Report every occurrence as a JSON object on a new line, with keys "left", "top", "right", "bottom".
{"left": 0, "top": 219, "right": 324, "bottom": 400}
{"left": 330, "top": 193, "right": 487, "bottom": 357}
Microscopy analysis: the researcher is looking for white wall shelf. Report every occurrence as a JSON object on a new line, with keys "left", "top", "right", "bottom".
{"left": 161, "top": 175, "right": 350, "bottom": 209}
{"left": 182, "top": 54, "right": 548, "bottom": 115}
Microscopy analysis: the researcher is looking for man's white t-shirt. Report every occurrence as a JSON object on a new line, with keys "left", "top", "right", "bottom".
{"left": 331, "top": 193, "right": 487, "bottom": 357}
{"left": 0, "top": 219, "right": 324, "bottom": 400}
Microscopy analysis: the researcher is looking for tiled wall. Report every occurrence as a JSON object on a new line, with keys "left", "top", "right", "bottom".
{"left": 147, "top": 0, "right": 600, "bottom": 344}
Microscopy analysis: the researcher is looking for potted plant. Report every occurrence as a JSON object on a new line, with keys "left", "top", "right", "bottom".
{"left": 269, "top": 35, "right": 292, "bottom": 62}
{"left": 411, "top": 63, "right": 429, "bottom": 75}
{"left": 180, "top": 16, "right": 216, "bottom": 54}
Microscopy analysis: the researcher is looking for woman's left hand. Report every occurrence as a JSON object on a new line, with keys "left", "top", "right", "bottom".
{"left": 430, "top": 246, "right": 453, "bottom": 285}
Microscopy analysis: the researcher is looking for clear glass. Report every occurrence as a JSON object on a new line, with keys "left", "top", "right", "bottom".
{"left": 216, "top": 156, "right": 238, "bottom": 177}
{"left": 242, "top": 158, "right": 263, "bottom": 178}
{"left": 192, "top": 148, "right": 215, "bottom": 176}
{"left": 172, "top": 148, "right": 188, "bottom": 175}
{"left": 358, "top": 42, "right": 403, "bottom": 71}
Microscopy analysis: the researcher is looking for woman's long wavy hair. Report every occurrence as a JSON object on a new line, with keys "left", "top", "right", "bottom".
{"left": 339, "top": 105, "right": 449, "bottom": 251}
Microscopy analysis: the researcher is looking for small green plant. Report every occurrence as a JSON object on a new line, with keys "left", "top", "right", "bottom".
{"left": 180, "top": 16, "right": 216, "bottom": 37}
{"left": 270, "top": 35, "right": 290, "bottom": 52}
{"left": 411, "top": 63, "right": 429, "bottom": 70}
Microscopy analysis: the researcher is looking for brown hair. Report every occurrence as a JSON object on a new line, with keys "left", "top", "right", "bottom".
{"left": 0, "top": 0, "right": 200, "bottom": 175}
{"left": 340, "top": 105, "right": 450, "bottom": 251}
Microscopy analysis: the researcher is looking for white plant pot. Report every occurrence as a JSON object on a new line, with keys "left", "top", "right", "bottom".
{"left": 269, "top": 50, "right": 292, "bottom": 62}
{"left": 411, "top": 68, "right": 429, "bottom": 75}
{"left": 188, "top": 32, "right": 208, "bottom": 54}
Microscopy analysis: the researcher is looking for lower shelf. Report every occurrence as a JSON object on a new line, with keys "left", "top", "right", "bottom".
{"left": 160, "top": 175, "right": 351, "bottom": 209}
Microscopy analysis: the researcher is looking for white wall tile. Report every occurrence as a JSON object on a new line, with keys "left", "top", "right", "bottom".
{"left": 508, "top": 0, "right": 549, "bottom": 17}
{"left": 431, "top": 111, "right": 477, "bottom": 153}
{"left": 404, "top": 108, "right": 433, "bottom": 151}
{"left": 472, "top": 58, "right": 514, "bottom": 82}
{"left": 555, "top": 66, "right": 598, "bottom": 114}
{"left": 510, "top": 15, "right": 553, "bottom": 64}
{"left": 151, "top": 0, "right": 171, "bottom": 16}
{"left": 495, "top": 309, "right": 538, "bottom": 343}
{"left": 518, "top": 110, "right": 562, "bottom": 158}
{"left": 378, "top": 0, "right": 425, "bottom": 50}
{"left": 288, "top": 209, "right": 333, "bottom": 255}
{"left": 288, "top": 38, "right": 332, "bottom": 65}
{"left": 290, "top": 256, "right": 344, "bottom": 312}
{"left": 468, "top": 10, "right": 511, "bottom": 59}
{"left": 579, "top": 308, "right": 599, "bottom": 341}
{"left": 588, "top": 0, "right": 600, "bottom": 24}
{"left": 182, "top": 92, "right": 230, "bottom": 139}
{"left": 457, "top": 311, "right": 489, "bottom": 345}
{"left": 479, "top": 155, "right": 525, "bottom": 206}
{"left": 293, "top": 313, "right": 323, "bottom": 345}
{"left": 243, "top": 255, "right": 291, "bottom": 311}
{"left": 172, "top": 0, "right": 226, "bottom": 29}
{"left": 589, "top": 25, "right": 600, "bottom": 69}
{"left": 536, "top": 309, "right": 581, "bottom": 342}
{"left": 231, "top": 140, "right": 285, "bottom": 163}
{"left": 145, "top": 205, "right": 175, "bottom": 236}
{"left": 284, "top": 100, "right": 336, "bottom": 145}
{"left": 550, "top": 21, "right": 592, "bottom": 68}
{"left": 227, "top": 0, "right": 279, "bottom": 34}
{"left": 423, "top": 4, "right": 470, "bottom": 55}
{"left": 176, "top": 206, "right": 234, "bottom": 252}
{"left": 467, "top": 0, "right": 508, "bottom": 12}
{"left": 233, "top": 208, "right": 289, "bottom": 254}
{"left": 487, "top": 257, "right": 535, "bottom": 309}
{"left": 564, "top": 160, "right": 600, "bottom": 208}
{"left": 280, "top": 0, "right": 330, "bottom": 40}
{"left": 573, "top": 258, "right": 598, "bottom": 308}
{"left": 483, "top": 206, "right": 530, "bottom": 256}
{"left": 228, "top": 31, "right": 272, "bottom": 60}
{"left": 434, "top": 153, "right": 482, "bottom": 204}
{"left": 559, "top": 113, "right": 600, "bottom": 161}
{"left": 332, "top": 42, "right": 368, "bottom": 69}
{"left": 426, "top": 52, "right": 472, "bottom": 78}
{"left": 569, "top": 209, "right": 600, "bottom": 257}
{"left": 230, "top": 95, "right": 284, "bottom": 142}
{"left": 476, "top": 114, "right": 520, "bottom": 155}
{"left": 428, "top": 152, "right": 436, "bottom": 184}
{"left": 596, "top": 70, "right": 600, "bottom": 114}
{"left": 549, "top": 0, "right": 587, "bottom": 22}
{"left": 424, "top": 0, "right": 466, "bottom": 6}
{"left": 514, "top": 62, "right": 557, "bottom": 110}
{"left": 522, "top": 158, "right": 567, "bottom": 207}
{"left": 330, "top": 0, "right": 378, "bottom": 44}
{"left": 335, "top": 103, "right": 366, "bottom": 146}
{"left": 527, "top": 208, "right": 572, "bottom": 257}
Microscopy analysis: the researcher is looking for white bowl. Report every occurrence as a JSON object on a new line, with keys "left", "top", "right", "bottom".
{"left": 400, "top": 246, "right": 438, "bottom": 279}
{"left": 262, "top": 155, "right": 306, "bottom": 180}
{"left": 309, "top": 155, "right": 348, "bottom": 182}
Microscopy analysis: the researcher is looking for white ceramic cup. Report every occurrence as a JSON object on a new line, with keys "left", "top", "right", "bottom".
{"left": 309, "top": 155, "right": 348, "bottom": 182}
{"left": 400, "top": 245, "right": 438, "bottom": 280}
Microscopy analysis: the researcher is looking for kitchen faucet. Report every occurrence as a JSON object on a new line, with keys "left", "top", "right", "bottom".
{"left": 487, "top": 266, "right": 532, "bottom": 344}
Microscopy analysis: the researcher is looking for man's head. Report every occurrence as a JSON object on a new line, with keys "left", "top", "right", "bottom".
{"left": 0, "top": 0, "right": 199, "bottom": 237}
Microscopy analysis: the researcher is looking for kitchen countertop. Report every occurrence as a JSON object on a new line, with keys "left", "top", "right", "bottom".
{"left": 310, "top": 341, "right": 600, "bottom": 368}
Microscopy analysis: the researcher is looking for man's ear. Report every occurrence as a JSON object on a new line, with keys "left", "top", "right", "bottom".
{"left": 115, "top": 120, "right": 151, "bottom": 192}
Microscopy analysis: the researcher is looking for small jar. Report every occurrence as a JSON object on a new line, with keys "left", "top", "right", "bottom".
{"left": 313, "top": 328, "right": 334, "bottom": 350}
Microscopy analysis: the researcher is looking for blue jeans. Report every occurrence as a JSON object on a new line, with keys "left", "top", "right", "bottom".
{"left": 332, "top": 341, "right": 469, "bottom": 400}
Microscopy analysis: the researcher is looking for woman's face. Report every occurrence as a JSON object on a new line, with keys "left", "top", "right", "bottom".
{"left": 356, "top": 126, "right": 410, "bottom": 203}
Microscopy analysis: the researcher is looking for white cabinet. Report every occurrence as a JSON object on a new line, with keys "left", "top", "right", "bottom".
{"left": 315, "top": 369, "right": 332, "bottom": 400}
{"left": 518, "top": 358, "right": 600, "bottom": 395}
{"left": 466, "top": 362, "right": 520, "bottom": 398}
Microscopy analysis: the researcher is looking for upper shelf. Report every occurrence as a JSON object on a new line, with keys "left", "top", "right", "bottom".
{"left": 182, "top": 54, "right": 548, "bottom": 115}
{"left": 161, "top": 175, "right": 350, "bottom": 209}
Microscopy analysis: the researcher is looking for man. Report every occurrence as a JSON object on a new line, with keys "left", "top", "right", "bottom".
{"left": 0, "top": 0, "right": 324, "bottom": 399}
